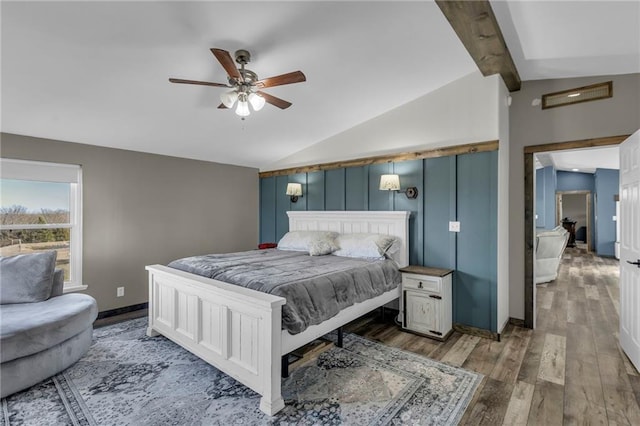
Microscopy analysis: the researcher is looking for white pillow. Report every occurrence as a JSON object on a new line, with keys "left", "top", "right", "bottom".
{"left": 333, "top": 233, "right": 401, "bottom": 260}
{"left": 277, "top": 231, "right": 339, "bottom": 256}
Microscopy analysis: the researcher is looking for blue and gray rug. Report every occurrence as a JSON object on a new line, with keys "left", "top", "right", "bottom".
{"left": 1, "top": 318, "right": 482, "bottom": 425}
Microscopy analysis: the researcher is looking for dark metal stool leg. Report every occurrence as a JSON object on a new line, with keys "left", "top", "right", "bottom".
{"left": 281, "top": 354, "right": 289, "bottom": 378}
{"left": 337, "top": 327, "right": 343, "bottom": 348}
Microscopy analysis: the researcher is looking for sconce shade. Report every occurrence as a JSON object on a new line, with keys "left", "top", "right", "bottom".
{"left": 286, "top": 183, "right": 302, "bottom": 196}
{"left": 379, "top": 174, "right": 401, "bottom": 191}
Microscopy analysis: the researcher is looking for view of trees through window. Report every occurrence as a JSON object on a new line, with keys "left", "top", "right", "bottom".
{"left": 0, "top": 205, "right": 72, "bottom": 280}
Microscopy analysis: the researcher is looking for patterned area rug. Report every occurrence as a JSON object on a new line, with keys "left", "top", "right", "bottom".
{"left": 1, "top": 318, "right": 482, "bottom": 425}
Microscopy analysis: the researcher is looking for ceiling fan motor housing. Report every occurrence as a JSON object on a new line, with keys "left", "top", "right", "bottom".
{"left": 235, "top": 49, "right": 251, "bottom": 65}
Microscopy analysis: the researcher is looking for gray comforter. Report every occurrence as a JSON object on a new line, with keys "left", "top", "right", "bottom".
{"left": 168, "top": 249, "right": 401, "bottom": 334}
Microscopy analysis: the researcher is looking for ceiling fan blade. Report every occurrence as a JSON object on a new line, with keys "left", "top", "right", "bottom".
{"left": 210, "top": 48, "right": 243, "bottom": 82}
{"left": 217, "top": 103, "right": 228, "bottom": 109}
{"left": 169, "top": 78, "right": 230, "bottom": 88}
{"left": 258, "top": 91, "right": 292, "bottom": 109}
{"left": 256, "top": 71, "right": 306, "bottom": 89}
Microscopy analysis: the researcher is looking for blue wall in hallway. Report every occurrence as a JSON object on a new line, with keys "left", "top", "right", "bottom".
{"left": 557, "top": 170, "right": 594, "bottom": 192}
{"left": 535, "top": 166, "right": 557, "bottom": 229}
{"left": 259, "top": 150, "right": 499, "bottom": 332}
{"left": 594, "top": 168, "right": 619, "bottom": 257}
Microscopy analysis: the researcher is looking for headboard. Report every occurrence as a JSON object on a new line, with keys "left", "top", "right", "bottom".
{"left": 287, "top": 211, "right": 411, "bottom": 267}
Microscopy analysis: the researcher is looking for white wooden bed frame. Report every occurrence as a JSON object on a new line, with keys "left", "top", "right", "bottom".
{"left": 145, "top": 210, "right": 410, "bottom": 415}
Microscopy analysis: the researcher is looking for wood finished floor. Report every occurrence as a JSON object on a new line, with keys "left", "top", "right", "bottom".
{"left": 98, "top": 247, "right": 638, "bottom": 424}
{"left": 345, "top": 247, "right": 640, "bottom": 425}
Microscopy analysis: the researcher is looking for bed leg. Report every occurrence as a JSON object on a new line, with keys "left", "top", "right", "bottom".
{"left": 281, "top": 354, "right": 289, "bottom": 378}
{"left": 337, "top": 327, "right": 343, "bottom": 348}
{"left": 146, "top": 327, "right": 160, "bottom": 337}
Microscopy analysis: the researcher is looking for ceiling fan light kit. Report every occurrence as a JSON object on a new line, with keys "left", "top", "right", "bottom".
{"left": 170, "top": 48, "right": 306, "bottom": 119}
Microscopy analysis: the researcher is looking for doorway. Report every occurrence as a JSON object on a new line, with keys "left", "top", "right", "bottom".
{"left": 523, "top": 134, "right": 628, "bottom": 328}
{"left": 556, "top": 191, "right": 592, "bottom": 251}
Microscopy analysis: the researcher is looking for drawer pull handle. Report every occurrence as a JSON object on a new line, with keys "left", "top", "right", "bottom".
{"left": 418, "top": 282, "right": 423, "bottom": 289}
{"left": 429, "top": 295, "right": 442, "bottom": 300}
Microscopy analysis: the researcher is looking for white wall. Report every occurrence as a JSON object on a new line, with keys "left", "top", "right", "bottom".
{"left": 263, "top": 71, "right": 500, "bottom": 171}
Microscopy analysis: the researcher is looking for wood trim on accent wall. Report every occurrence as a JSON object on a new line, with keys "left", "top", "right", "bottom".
{"left": 259, "top": 140, "right": 498, "bottom": 178}
{"left": 435, "top": 0, "right": 521, "bottom": 92}
{"left": 523, "top": 134, "right": 628, "bottom": 329}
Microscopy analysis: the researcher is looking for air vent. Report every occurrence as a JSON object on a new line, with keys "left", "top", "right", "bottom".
{"left": 542, "top": 81, "right": 612, "bottom": 109}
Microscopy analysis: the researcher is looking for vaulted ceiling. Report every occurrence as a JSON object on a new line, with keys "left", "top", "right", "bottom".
{"left": 2, "top": 1, "right": 638, "bottom": 169}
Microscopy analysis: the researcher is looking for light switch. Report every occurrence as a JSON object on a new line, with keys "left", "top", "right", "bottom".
{"left": 449, "top": 221, "right": 461, "bottom": 232}
{"left": 613, "top": 215, "right": 617, "bottom": 221}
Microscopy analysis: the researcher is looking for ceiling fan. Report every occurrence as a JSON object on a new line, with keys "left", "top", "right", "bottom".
{"left": 169, "top": 48, "right": 306, "bottom": 118}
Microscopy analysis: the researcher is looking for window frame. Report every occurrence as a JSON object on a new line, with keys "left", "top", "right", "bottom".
{"left": 1, "top": 158, "right": 85, "bottom": 291}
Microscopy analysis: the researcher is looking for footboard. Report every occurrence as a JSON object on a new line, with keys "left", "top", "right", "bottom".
{"left": 145, "top": 265, "right": 286, "bottom": 415}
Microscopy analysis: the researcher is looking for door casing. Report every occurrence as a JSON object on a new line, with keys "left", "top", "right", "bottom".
{"left": 523, "top": 135, "right": 629, "bottom": 328}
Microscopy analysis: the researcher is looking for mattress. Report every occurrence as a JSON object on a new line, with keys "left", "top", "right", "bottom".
{"left": 168, "top": 249, "right": 401, "bottom": 334}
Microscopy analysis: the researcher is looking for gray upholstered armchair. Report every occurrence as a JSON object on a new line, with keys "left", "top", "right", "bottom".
{"left": 0, "top": 251, "right": 97, "bottom": 398}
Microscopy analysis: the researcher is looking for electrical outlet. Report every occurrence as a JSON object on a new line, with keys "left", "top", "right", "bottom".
{"left": 613, "top": 215, "right": 617, "bottom": 221}
{"left": 449, "top": 221, "right": 461, "bottom": 232}
{"left": 117, "top": 287, "right": 124, "bottom": 297}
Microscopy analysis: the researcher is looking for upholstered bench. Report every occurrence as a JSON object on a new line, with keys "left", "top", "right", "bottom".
{"left": 0, "top": 252, "right": 98, "bottom": 398}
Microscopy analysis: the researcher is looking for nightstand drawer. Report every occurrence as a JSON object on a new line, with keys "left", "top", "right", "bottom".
{"left": 402, "top": 273, "right": 441, "bottom": 293}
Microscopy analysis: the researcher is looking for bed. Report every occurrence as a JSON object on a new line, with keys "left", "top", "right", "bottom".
{"left": 145, "top": 210, "right": 410, "bottom": 415}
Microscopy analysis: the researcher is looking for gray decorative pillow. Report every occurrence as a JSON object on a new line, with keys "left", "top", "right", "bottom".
{"left": 308, "top": 238, "right": 339, "bottom": 256}
{"left": 0, "top": 251, "right": 57, "bottom": 304}
{"left": 333, "top": 233, "right": 402, "bottom": 259}
{"left": 277, "top": 231, "right": 339, "bottom": 254}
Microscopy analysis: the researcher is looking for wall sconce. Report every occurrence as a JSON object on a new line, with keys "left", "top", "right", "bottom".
{"left": 286, "top": 183, "right": 303, "bottom": 202}
{"left": 379, "top": 174, "right": 418, "bottom": 199}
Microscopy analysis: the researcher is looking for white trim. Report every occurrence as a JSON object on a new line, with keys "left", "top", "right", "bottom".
{"left": 70, "top": 170, "right": 83, "bottom": 288}
{"left": 0, "top": 158, "right": 80, "bottom": 183}
{"left": 0, "top": 158, "right": 84, "bottom": 289}
{"left": 63, "top": 284, "right": 88, "bottom": 293}
{"left": 0, "top": 224, "right": 72, "bottom": 230}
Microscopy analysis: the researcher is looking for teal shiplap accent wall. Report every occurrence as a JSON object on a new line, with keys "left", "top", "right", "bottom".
{"left": 259, "top": 150, "right": 499, "bottom": 332}
{"left": 594, "top": 168, "right": 619, "bottom": 257}
{"left": 455, "top": 151, "right": 498, "bottom": 331}
{"left": 325, "top": 169, "right": 346, "bottom": 210}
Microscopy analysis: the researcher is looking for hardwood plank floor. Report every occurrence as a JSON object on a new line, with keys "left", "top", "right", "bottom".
{"left": 99, "top": 247, "right": 638, "bottom": 424}
{"left": 345, "top": 247, "right": 640, "bottom": 425}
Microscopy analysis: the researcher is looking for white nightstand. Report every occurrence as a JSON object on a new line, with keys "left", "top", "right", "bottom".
{"left": 399, "top": 265, "right": 453, "bottom": 341}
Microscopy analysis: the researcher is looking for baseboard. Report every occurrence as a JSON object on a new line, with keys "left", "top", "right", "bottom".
{"left": 453, "top": 323, "right": 500, "bottom": 341}
{"left": 508, "top": 317, "right": 526, "bottom": 327}
{"left": 97, "top": 302, "right": 148, "bottom": 320}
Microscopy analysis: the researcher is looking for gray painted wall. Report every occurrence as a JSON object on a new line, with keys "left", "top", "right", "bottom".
{"left": 509, "top": 73, "right": 640, "bottom": 320}
{"left": 1, "top": 133, "right": 259, "bottom": 312}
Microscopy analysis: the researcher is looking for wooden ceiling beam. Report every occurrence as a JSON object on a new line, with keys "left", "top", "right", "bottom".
{"left": 436, "top": 0, "right": 521, "bottom": 92}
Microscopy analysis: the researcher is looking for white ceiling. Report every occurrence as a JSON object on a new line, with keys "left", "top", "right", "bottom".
{"left": 2, "top": 1, "right": 638, "bottom": 170}
{"left": 491, "top": 0, "right": 640, "bottom": 81}
{"left": 535, "top": 146, "right": 620, "bottom": 173}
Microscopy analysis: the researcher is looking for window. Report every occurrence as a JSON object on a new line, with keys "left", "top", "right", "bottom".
{"left": 1, "top": 158, "right": 84, "bottom": 291}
